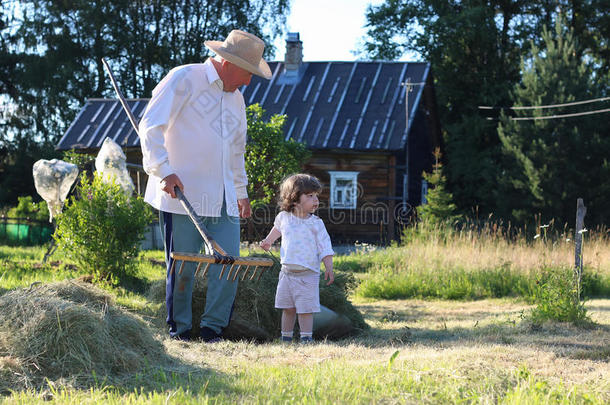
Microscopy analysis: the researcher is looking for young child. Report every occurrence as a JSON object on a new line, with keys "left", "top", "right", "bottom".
{"left": 260, "top": 174, "right": 334, "bottom": 343}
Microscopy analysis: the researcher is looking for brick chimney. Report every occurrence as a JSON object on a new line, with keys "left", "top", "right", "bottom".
{"left": 284, "top": 32, "right": 303, "bottom": 73}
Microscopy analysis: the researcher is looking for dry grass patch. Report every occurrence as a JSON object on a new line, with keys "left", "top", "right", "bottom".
{"left": 0, "top": 281, "right": 170, "bottom": 391}
{"left": 344, "top": 227, "right": 610, "bottom": 277}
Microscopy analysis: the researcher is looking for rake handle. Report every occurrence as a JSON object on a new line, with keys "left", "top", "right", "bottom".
{"left": 101, "top": 58, "right": 140, "bottom": 134}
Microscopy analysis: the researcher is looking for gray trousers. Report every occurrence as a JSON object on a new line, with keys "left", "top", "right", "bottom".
{"left": 160, "top": 202, "right": 240, "bottom": 337}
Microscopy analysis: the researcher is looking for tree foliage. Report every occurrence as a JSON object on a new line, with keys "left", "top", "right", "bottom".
{"left": 0, "top": 0, "right": 290, "bottom": 206}
{"left": 417, "top": 148, "right": 460, "bottom": 225}
{"left": 5, "top": 0, "right": 289, "bottom": 138}
{"left": 6, "top": 195, "right": 49, "bottom": 221}
{"left": 245, "top": 104, "right": 310, "bottom": 208}
{"left": 363, "top": 1, "right": 610, "bottom": 225}
{"left": 363, "top": 1, "right": 523, "bottom": 217}
{"left": 498, "top": 19, "right": 610, "bottom": 225}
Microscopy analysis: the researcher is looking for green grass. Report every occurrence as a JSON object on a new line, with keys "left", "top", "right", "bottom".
{"left": 355, "top": 264, "right": 610, "bottom": 301}
{"left": 3, "top": 340, "right": 608, "bottom": 404}
{"left": 0, "top": 246, "right": 77, "bottom": 292}
{"left": 3, "top": 347, "right": 609, "bottom": 404}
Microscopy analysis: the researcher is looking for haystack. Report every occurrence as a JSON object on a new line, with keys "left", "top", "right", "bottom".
{"left": 148, "top": 259, "right": 368, "bottom": 341}
{"left": 0, "top": 281, "right": 166, "bottom": 392}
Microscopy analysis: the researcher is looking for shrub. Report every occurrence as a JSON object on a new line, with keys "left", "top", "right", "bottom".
{"left": 529, "top": 267, "right": 590, "bottom": 325}
{"left": 245, "top": 104, "right": 310, "bottom": 208}
{"left": 7, "top": 196, "right": 49, "bottom": 222}
{"left": 54, "top": 173, "right": 153, "bottom": 284}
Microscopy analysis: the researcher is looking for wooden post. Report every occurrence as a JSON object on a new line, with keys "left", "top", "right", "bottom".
{"left": 574, "top": 198, "right": 586, "bottom": 301}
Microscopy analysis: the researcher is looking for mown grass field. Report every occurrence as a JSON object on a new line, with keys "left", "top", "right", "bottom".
{"left": 0, "top": 227, "right": 609, "bottom": 404}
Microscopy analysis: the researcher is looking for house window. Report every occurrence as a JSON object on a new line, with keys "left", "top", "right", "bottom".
{"left": 328, "top": 171, "right": 359, "bottom": 209}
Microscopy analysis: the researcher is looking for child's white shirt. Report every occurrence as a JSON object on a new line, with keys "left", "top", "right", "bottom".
{"left": 273, "top": 211, "right": 334, "bottom": 272}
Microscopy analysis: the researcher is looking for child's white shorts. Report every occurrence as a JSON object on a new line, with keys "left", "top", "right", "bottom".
{"left": 275, "top": 264, "right": 320, "bottom": 314}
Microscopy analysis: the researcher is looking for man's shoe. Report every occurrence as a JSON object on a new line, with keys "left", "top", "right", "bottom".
{"left": 199, "top": 326, "right": 222, "bottom": 343}
{"left": 170, "top": 330, "right": 192, "bottom": 341}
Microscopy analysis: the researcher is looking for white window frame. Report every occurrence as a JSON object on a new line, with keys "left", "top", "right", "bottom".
{"left": 328, "top": 171, "right": 359, "bottom": 209}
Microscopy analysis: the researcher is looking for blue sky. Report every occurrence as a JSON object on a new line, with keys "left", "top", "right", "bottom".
{"left": 271, "top": 0, "right": 418, "bottom": 62}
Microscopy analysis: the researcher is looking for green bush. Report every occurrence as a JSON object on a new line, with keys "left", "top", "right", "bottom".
{"left": 245, "top": 104, "right": 310, "bottom": 208}
{"left": 7, "top": 196, "right": 49, "bottom": 222}
{"left": 529, "top": 267, "right": 590, "bottom": 325}
{"left": 53, "top": 173, "right": 153, "bottom": 284}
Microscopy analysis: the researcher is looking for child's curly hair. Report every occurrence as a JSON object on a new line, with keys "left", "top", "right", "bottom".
{"left": 279, "top": 174, "right": 322, "bottom": 212}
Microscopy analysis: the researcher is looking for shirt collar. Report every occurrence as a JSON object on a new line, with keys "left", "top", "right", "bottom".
{"left": 204, "top": 58, "right": 224, "bottom": 91}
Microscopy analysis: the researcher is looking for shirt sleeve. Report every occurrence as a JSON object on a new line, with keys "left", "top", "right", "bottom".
{"left": 232, "top": 93, "right": 248, "bottom": 199}
{"left": 313, "top": 219, "right": 334, "bottom": 260}
{"left": 138, "top": 67, "right": 192, "bottom": 179}
{"left": 273, "top": 212, "right": 284, "bottom": 234}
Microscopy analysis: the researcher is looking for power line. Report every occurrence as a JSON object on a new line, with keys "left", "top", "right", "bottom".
{"left": 510, "top": 107, "right": 610, "bottom": 121}
{"left": 478, "top": 96, "right": 610, "bottom": 111}
{"left": 485, "top": 107, "right": 610, "bottom": 121}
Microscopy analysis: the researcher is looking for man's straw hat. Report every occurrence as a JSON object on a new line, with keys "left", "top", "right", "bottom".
{"left": 205, "top": 30, "right": 272, "bottom": 80}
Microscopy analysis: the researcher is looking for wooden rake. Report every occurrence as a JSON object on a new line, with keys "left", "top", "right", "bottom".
{"left": 101, "top": 58, "right": 274, "bottom": 281}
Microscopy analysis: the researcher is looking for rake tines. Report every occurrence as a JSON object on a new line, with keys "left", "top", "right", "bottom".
{"left": 169, "top": 252, "right": 273, "bottom": 282}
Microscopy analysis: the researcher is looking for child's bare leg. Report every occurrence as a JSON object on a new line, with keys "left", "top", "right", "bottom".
{"left": 297, "top": 313, "right": 313, "bottom": 341}
{"left": 281, "top": 308, "right": 297, "bottom": 341}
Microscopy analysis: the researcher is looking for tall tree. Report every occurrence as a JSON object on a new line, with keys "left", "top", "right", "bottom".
{"left": 12, "top": 0, "right": 289, "bottom": 138}
{"left": 0, "top": 0, "right": 290, "bottom": 206}
{"left": 363, "top": 1, "right": 523, "bottom": 217}
{"left": 498, "top": 19, "right": 610, "bottom": 226}
{"left": 362, "top": 0, "right": 610, "bottom": 221}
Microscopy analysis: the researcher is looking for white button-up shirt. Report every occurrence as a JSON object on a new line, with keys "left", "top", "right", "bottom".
{"left": 138, "top": 59, "right": 248, "bottom": 217}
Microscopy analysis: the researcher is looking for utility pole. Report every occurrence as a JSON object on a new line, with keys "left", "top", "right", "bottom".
{"left": 399, "top": 78, "right": 425, "bottom": 204}
{"left": 400, "top": 78, "right": 414, "bottom": 203}
{"left": 401, "top": 78, "right": 414, "bottom": 124}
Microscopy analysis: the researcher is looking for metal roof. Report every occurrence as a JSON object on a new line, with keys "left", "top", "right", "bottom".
{"left": 57, "top": 61, "right": 431, "bottom": 151}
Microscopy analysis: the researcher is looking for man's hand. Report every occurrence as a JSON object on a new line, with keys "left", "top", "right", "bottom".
{"left": 160, "top": 174, "right": 184, "bottom": 198}
{"left": 238, "top": 198, "right": 251, "bottom": 218}
{"left": 325, "top": 268, "right": 335, "bottom": 285}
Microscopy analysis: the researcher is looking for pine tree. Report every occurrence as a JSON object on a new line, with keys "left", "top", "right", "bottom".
{"left": 498, "top": 17, "right": 610, "bottom": 225}
{"left": 417, "top": 149, "right": 460, "bottom": 225}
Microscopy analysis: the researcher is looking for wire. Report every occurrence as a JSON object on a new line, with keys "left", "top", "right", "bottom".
{"left": 485, "top": 107, "right": 610, "bottom": 121}
{"left": 479, "top": 96, "right": 610, "bottom": 110}
{"left": 511, "top": 107, "right": 610, "bottom": 120}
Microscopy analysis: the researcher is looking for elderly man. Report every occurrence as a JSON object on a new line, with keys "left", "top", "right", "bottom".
{"left": 138, "top": 30, "right": 272, "bottom": 342}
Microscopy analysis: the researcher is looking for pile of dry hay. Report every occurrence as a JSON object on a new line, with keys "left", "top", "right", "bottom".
{"left": 148, "top": 257, "right": 368, "bottom": 341}
{"left": 0, "top": 281, "right": 167, "bottom": 392}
